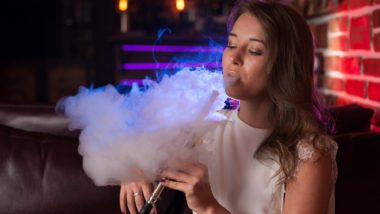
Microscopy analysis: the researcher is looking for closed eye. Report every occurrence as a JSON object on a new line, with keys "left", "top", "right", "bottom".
{"left": 226, "top": 42, "right": 237, "bottom": 49}
{"left": 248, "top": 49, "right": 262, "bottom": 56}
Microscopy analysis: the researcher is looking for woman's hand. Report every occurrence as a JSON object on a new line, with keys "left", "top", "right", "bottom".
{"left": 160, "top": 162, "right": 230, "bottom": 214}
{"left": 119, "top": 180, "right": 156, "bottom": 214}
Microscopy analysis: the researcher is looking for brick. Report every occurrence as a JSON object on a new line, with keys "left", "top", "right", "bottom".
{"left": 374, "top": 33, "right": 380, "bottom": 52}
{"left": 374, "top": 9, "right": 380, "bottom": 28}
{"left": 328, "top": 17, "right": 348, "bottom": 32}
{"left": 323, "top": 94, "right": 348, "bottom": 106}
{"left": 324, "top": 57, "right": 360, "bottom": 74}
{"left": 350, "top": 16, "right": 371, "bottom": 50}
{"left": 335, "top": 0, "right": 349, "bottom": 11}
{"left": 368, "top": 82, "right": 380, "bottom": 102}
{"left": 348, "top": 0, "right": 372, "bottom": 9}
{"left": 363, "top": 59, "right": 380, "bottom": 77}
{"left": 310, "top": 24, "right": 327, "bottom": 49}
{"left": 324, "top": 76, "right": 346, "bottom": 91}
{"left": 343, "top": 57, "right": 361, "bottom": 74}
{"left": 346, "top": 80, "right": 366, "bottom": 97}
{"left": 324, "top": 57, "right": 342, "bottom": 71}
{"left": 328, "top": 35, "right": 349, "bottom": 51}
{"left": 336, "top": 96, "right": 349, "bottom": 106}
{"left": 326, "top": 0, "right": 349, "bottom": 12}
{"left": 323, "top": 94, "right": 336, "bottom": 106}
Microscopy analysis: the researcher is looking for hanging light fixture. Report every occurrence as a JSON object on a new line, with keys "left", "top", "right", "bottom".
{"left": 118, "top": 0, "right": 128, "bottom": 33}
{"left": 176, "top": 0, "right": 185, "bottom": 11}
{"left": 118, "top": 0, "right": 128, "bottom": 12}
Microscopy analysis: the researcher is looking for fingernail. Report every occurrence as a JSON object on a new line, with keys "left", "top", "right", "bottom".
{"left": 160, "top": 177, "right": 166, "bottom": 182}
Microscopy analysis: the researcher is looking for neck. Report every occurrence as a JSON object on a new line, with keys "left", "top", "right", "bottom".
{"left": 238, "top": 97, "right": 273, "bottom": 129}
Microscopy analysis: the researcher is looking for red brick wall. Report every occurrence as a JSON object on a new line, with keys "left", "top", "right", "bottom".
{"left": 308, "top": 0, "right": 380, "bottom": 132}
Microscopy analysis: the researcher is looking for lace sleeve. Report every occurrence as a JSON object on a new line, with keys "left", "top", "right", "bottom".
{"left": 296, "top": 136, "right": 338, "bottom": 183}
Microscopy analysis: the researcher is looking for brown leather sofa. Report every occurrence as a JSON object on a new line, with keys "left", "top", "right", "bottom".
{"left": 0, "top": 104, "right": 379, "bottom": 214}
{"left": 0, "top": 104, "right": 191, "bottom": 214}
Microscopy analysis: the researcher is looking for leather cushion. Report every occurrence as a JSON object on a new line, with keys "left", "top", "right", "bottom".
{"left": 0, "top": 124, "right": 119, "bottom": 213}
{"left": 334, "top": 132, "right": 380, "bottom": 214}
{"left": 330, "top": 104, "right": 374, "bottom": 134}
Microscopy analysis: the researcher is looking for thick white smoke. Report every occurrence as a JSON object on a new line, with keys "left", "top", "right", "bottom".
{"left": 57, "top": 67, "right": 228, "bottom": 186}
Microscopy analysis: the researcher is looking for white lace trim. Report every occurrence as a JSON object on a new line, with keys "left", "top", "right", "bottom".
{"left": 297, "top": 142, "right": 316, "bottom": 160}
{"left": 296, "top": 137, "right": 338, "bottom": 182}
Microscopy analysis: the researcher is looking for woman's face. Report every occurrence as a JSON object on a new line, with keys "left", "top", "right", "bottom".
{"left": 222, "top": 13, "right": 270, "bottom": 101}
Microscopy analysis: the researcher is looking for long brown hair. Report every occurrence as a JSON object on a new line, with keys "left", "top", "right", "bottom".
{"left": 227, "top": 0, "right": 334, "bottom": 183}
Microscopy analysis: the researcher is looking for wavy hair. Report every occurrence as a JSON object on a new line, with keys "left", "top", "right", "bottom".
{"left": 227, "top": 0, "right": 334, "bottom": 183}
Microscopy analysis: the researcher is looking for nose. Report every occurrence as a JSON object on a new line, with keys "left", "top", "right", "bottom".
{"left": 232, "top": 57, "right": 242, "bottom": 66}
{"left": 230, "top": 50, "right": 243, "bottom": 66}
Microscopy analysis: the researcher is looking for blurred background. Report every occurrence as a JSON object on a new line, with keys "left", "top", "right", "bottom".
{"left": 0, "top": 0, "right": 379, "bottom": 130}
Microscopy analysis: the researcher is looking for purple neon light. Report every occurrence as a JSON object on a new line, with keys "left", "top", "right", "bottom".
{"left": 121, "top": 44, "right": 224, "bottom": 52}
{"left": 122, "top": 62, "right": 222, "bottom": 70}
{"left": 119, "top": 79, "right": 144, "bottom": 86}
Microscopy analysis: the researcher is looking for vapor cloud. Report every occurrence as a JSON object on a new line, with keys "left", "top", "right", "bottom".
{"left": 57, "top": 67, "right": 227, "bottom": 186}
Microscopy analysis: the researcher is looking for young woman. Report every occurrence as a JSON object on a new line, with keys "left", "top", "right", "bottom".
{"left": 120, "top": 1, "right": 337, "bottom": 214}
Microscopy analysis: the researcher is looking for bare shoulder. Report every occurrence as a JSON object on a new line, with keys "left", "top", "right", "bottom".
{"left": 283, "top": 135, "right": 337, "bottom": 214}
{"left": 295, "top": 135, "right": 336, "bottom": 181}
{"left": 295, "top": 134, "right": 338, "bottom": 184}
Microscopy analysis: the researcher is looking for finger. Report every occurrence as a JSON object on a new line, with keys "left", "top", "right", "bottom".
{"left": 151, "top": 206, "right": 157, "bottom": 214}
{"left": 119, "top": 186, "right": 127, "bottom": 214}
{"left": 177, "top": 162, "right": 207, "bottom": 178}
{"left": 161, "top": 178, "right": 190, "bottom": 192}
{"left": 161, "top": 169, "right": 192, "bottom": 183}
{"left": 126, "top": 189, "right": 138, "bottom": 214}
{"left": 131, "top": 187, "right": 146, "bottom": 212}
{"left": 178, "top": 162, "right": 205, "bottom": 169}
{"left": 141, "top": 182, "right": 153, "bottom": 202}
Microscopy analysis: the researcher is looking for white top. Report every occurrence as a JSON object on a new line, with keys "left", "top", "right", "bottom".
{"left": 197, "top": 110, "right": 336, "bottom": 214}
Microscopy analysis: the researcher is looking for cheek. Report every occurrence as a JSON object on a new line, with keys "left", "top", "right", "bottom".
{"left": 242, "top": 61, "right": 269, "bottom": 93}
{"left": 245, "top": 59, "right": 268, "bottom": 79}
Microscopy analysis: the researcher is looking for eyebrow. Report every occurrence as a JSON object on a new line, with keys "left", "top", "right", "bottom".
{"left": 229, "top": 33, "right": 266, "bottom": 46}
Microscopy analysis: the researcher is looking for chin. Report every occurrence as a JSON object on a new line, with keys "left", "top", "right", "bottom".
{"left": 226, "top": 88, "right": 267, "bottom": 102}
{"left": 225, "top": 88, "right": 243, "bottom": 100}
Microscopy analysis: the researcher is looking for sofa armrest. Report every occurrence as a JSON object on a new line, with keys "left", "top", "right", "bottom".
{"left": 0, "top": 104, "right": 77, "bottom": 137}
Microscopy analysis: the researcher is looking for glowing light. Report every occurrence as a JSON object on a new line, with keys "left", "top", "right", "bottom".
{"left": 119, "top": 0, "right": 128, "bottom": 12}
{"left": 176, "top": 0, "right": 185, "bottom": 11}
{"left": 120, "top": 79, "right": 144, "bottom": 86}
{"left": 121, "top": 44, "right": 223, "bottom": 53}
{"left": 122, "top": 62, "right": 221, "bottom": 70}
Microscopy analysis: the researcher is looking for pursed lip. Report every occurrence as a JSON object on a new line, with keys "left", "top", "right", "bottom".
{"left": 223, "top": 69, "right": 240, "bottom": 78}
{"left": 223, "top": 70, "right": 240, "bottom": 87}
